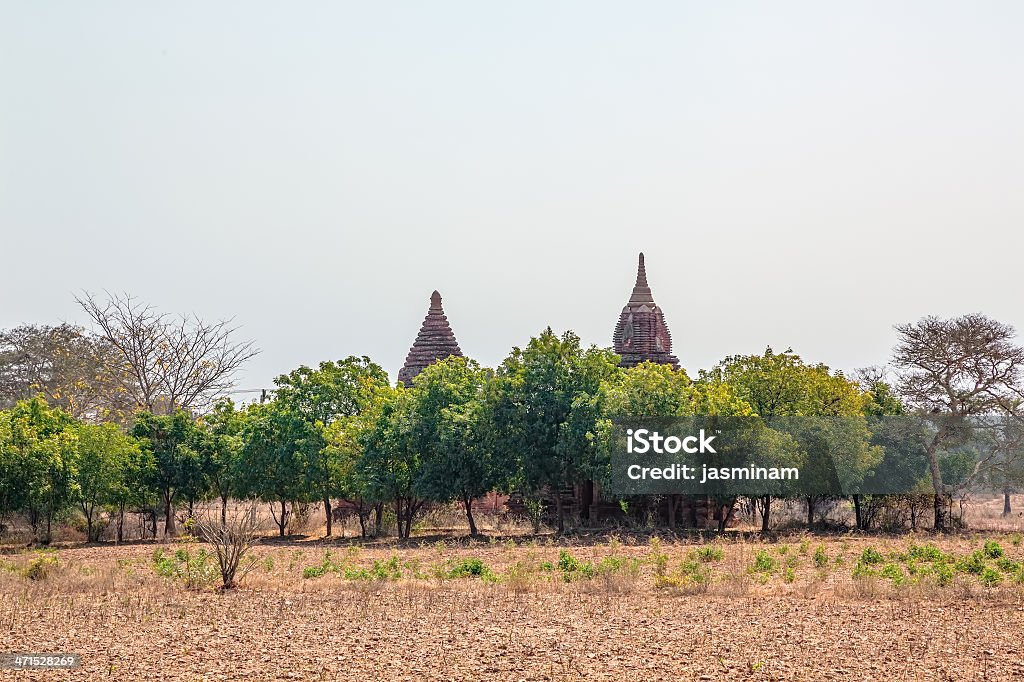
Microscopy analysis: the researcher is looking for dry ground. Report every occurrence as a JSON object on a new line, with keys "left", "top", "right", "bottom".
{"left": 2, "top": 523, "right": 1024, "bottom": 682}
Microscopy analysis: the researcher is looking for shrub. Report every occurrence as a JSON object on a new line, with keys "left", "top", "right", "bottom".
{"left": 152, "top": 548, "right": 217, "bottom": 589}
{"left": 983, "top": 540, "right": 1004, "bottom": 559}
{"left": 859, "top": 547, "right": 885, "bottom": 566}
{"left": 557, "top": 550, "right": 595, "bottom": 582}
{"left": 880, "top": 563, "right": 905, "bottom": 586}
{"left": 979, "top": 567, "right": 1003, "bottom": 587}
{"left": 955, "top": 551, "right": 987, "bottom": 576}
{"left": 694, "top": 546, "right": 724, "bottom": 563}
{"left": 23, "top": 553, "right": 59, "bottom": 581}
{"left": 749, "top": 550, "right": 777, "bottom": 576}
{"left": 907, "top": 543, "right": 946, "bottom": 563}
{"left": 813, "top": 545, "right": 828, "bottom": 569}
{"left": 447, "top": 557, "right": 495, "bottom": 581}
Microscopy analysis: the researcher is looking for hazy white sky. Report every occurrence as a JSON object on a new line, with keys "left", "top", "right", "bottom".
{"left": 2, "top": 2, "right": 1022, "bottom": 392}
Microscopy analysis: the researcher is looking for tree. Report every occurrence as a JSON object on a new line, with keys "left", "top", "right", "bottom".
{"left": 74, "top": 422, "right": 141, "bottom": 541}
{"left": 707, "top": 348, "right": 875, "bottom": 530}
{"left": 198, "top": 400, "right": 247, "bottom": 525}
{"left": 4, "top": 398, "right": 78, "bottom": 542}
{"left": 490, "top": 329, "right": 620, "bottom": 532}
{"left": 358, "top": 386, "right": 424, "bottom": 539}
{"left": 237, "top": 401, "right": 313, "bottom": 536}
{"left": 893, "top": 314, "right": 1024, "bottom": 530}
{"left": 0, "top": 324, "right": 131, "bottom": 421}
{"left": 77, "top": 292, "right": 258, "bottom": 415}
{"left": 131, "top": 411, "right": 207, "bottom": 536}
{"left": 410, "top": 357, "right": 495, "bottom": 536}
{"left": 195, "top": 503, "right": 262, "bottom": 590}
{"left": 603, "top": 362, "right": 694, "bottom": 528}
{"left": 272, "top": 357, "right": 389, "bottom": 536}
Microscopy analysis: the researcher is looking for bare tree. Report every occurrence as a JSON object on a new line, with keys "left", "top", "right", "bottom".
{"left": 893, "top": 314, "right": 1024, "bottom": 530}
{"left": 196, "top": 503, "right": 263, "bottom": 590}
{"left": 77, "top": 292, "right": 258, "bottom": 415}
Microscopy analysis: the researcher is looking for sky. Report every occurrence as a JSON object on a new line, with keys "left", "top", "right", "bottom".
{"left": 2, "top": 2, "right": 1022, "bottom": 394}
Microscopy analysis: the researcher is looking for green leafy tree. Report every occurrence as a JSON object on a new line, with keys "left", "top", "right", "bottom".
{"left": 4, "top": 398, "right": 78, "bottom": 542}
{"left": 357, "top": 386, "right": 423, "bottom": 539}
{"left": 409, "top": 357, "right": 495, "bottom": 536}
{"left": 74, "top": 422, "right": 141, "bottom": 541}
{"left": 272, "top": 357, "right": 389, "bottom": 536}
{"left": 131, "top": 411, "right": 207, "bottom": 536}
{"left": 198, "top": 399, "right": 247, "bottom": 525}
{"left": 237, "top": 401, "right": 314, "bottom": 536}
{"left": 706, "top": 348, "right": 876, "bottom": 530}
{"left": 490, "top": 329, "right": 620, "bottom": 532}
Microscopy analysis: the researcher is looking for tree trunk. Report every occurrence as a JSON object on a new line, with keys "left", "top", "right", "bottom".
{"left": 925, "top": 435, "right": 946, "bottom": 531}
{"left": 853, "top": 495, "right": 863, "bottom": 530}
{"left": 84, "top": 505, "right": 94, "bottom": 543}
{"left": 373, "top": 503, "right": 383, "bottom": 537}
{"left": 323, "top": 497, "right": 332, "bottom": 537}
{"left": 464, "top": 496, "right": 478, "bottom": 536}
{"left": 117, "top": 501, "right": 125, "bottom": 543}
{"left": 163, "top": 490, "right": 176, "bottom": 537}
{"left": 554, "top": 492, "right": 564, "bottom": 534}
{"left": 933, "top": 493, "right": 945, "bottom": 532}
{"left": 1004, "top": 489, "right": 1012, "bottom": 517}
{"left": 761, "top": 495, "right": 772, "bottom": 532}
{"left": 806, "top": 496, "right": 815, "bottom": 528}
{"left": 221, "top": 495, "right": 228, "bottom": 526}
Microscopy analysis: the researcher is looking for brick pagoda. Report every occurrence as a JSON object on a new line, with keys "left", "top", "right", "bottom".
{"left": 612, "top": 252, "right": 680, "bottom": 369}
{"left": 397, "top": 290, "right": 463, "bottom": 386}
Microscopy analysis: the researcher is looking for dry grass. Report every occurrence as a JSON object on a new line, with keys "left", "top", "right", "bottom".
{"left": 1, "top": 528, "right": 1023, "bottom": 681}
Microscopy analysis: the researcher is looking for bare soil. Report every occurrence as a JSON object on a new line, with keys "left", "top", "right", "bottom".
{"left": 2, "top": 528, "right": 1023, "bottom": 681}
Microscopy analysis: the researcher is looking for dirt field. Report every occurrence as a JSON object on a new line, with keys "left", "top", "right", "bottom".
{"left": 2, "top": 519, "right": 1024, "bottom": 682}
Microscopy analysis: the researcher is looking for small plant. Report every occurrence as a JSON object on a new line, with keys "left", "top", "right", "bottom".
{"left": 694, "top": 545, "right": 724, "bottom": 563}
{"left": 152, "top": 548, "right": 217, "bottom": 589}
{"left": 955, "top": 551, "right": 987, "bottom": 576}
{"left": 557, "top": 550, "right": 595, "bottom": 582}
{"left": 371, "top": 555, "right": 403, "bottom": 581}
{"left": 979, "top": 566, "right": 1003, "bottom": 587}
{"left": 813, "top": 545, "right": 828, "bottom": 568}
{"left": 302, "top": 551, "right": 340, "bottom": 579}
{"left": 23, "top": 553, "right": 59, "bottom": 581}
{"left": 906, "top": 543, "right": 946, "bottom": 563}
{"left": 1010, "top": 532, "right": 1022, "bottom": 547}
{"left": 859, "top": 547, "right": 885, "bottom": 566}
{"left": 447, "top": 557, "right": 494, "bottom": 580}
{"left": 996, "top": 557, "right": 1021, "bottom": 574}
{"left": 749, "top": 550, "right": 778, "bottom": 578}
{"left": 783, "top": 567, "right": 796, "bottom": 583}
{"left": 880, "top": 563, "right": 905, "bottom": 587}
{"left": 983, "top": 540, "right": 1004, "bottom": 559}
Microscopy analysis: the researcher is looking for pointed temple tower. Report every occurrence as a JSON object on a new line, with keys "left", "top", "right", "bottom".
{"left": 397, "top": 290, "right": 464, "bottom": 386}
{"left": 612, "top": 252, "right": 680, "bottom": 369}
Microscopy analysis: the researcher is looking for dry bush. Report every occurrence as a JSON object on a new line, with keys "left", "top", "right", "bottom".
{"left": 195, "top": 504, "right": 263, "bottom": 589}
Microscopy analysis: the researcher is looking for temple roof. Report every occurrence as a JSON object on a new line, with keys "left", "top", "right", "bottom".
{"left": 612, "top": 252, "right": 680, "bottom": 370}
{"left": 397, "top": 290, "right": 464, "bottom": 386}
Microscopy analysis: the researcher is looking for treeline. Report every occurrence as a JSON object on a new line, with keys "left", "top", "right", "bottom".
{"left": 1, "top": 303, "right": 1023, "bottom": 542}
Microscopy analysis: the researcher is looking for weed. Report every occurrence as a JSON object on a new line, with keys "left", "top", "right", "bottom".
{"left": 694, "top": 545, "right": 724, "bottom": 563}
{"left": 859, "top": 547, "right": 885, "bottom": 566}
{"left": 813, "top": 545, "right": 828, "bottom": 568}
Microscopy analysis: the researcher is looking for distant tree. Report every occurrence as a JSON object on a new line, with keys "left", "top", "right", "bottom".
{"left": 489, "top": 329, "right": 620, "bottom": 533}
{"left": 131, "top": 411, "right": 207, "bottom": 536}
{"left": 4, "top": 398, "right": 78, "bottom": 542}
{"left": 74, "top": 422, "right": 141, "bottom": 541}
{"left": 198, "top": 400, "right": 247, "bottom": 525}
{"left": 77, "top": 292, "right": 258, "bottom": 415}
{"left": 410, "top": 357, "right": 495, "bottom": 536}
{"left": 893, "top": 314, "right": 1024, "bottom": 530}
{"left": 237, "top": 402, "right": 314, "bottom": 536}
{"left": 0, "top": 324, "right": 131, "bottom": 420}
{"left": 707, "top": 348, "right": 875, "bottom": 530}
{"left": 272, "top": 357, "right": 389, "bottom": 536}
{"left": 358, "top": 387, "right": 424, "bottom": 539}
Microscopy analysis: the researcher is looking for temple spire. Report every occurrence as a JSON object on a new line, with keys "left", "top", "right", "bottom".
{"left": 636, "top": 252, "right": 648, "bottom": 288}
{"left": 398, "top": 290, "right": 464, "bottom": 386}
{"left": 612, "top": 252, "right": 680, "bottom": 370}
